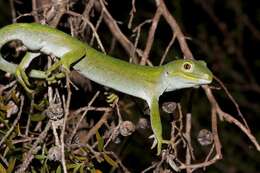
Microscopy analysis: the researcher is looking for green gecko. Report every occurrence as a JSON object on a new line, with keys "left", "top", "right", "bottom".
{"left": 0, "top": 23, "right": 213, "bottom": 155}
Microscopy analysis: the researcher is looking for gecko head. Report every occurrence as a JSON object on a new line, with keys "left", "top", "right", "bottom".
{"left": 162, "top": 59, "right": 213, "bottom": 92}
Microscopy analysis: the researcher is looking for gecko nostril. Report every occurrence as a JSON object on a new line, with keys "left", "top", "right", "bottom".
{"left": 204, "top": 73, "right": 213, "bottom": 82}
{"left": 165, "top": 71, "right": 169, "bottom": 76}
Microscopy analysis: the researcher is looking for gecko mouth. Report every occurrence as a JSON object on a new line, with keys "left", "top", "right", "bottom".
{"left": 192, "top": 73, "right": 213, "bottom": 84}
{"left": 179, "top": 71, "right": 213, "bottom": 84}
{"left": 198, "top": 78, "right": 212, "bottom": 84}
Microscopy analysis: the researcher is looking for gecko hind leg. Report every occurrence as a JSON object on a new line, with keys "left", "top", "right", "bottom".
{"left": 15, "top": 52, "right": 40, "bottom": 93}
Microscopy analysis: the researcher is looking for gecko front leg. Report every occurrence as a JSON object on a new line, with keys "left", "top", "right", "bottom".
{"left": 45, "top": 49, "right": 86, "bottom": 79}
{"left": 148, "top": 97, "right": 170, "bottom": 155}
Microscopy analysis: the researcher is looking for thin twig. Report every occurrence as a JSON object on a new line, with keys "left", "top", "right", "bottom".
{"left": 60, "top": 72, "right": 72, "bottom": 173}
{"left": 211, "top": 105, "right": 222, "bottom": 159}
{"left": 140, "top": 8, "right": 162, "bottom": 65}
{"left": 68, "top": 91, "right": 100, "bottom": 144}
{"left": 214, "top": 75, "right": 249, "bottom": 129}
{"left": 96, "top": 0, "right": 137, "bottom": 60}
{"left": 9, "top": 0, "right": 16, "bottom": 23}
{"left": 0, "top": 96, "right": 24, "bottom": 147}
{"left": 185, "top": 113, "right": 192, "bottom": 173}
{"left": 16, "top": 121, "right": 51, "bottom": 173}
{"left": 105, "top": 151, "right": 131, "bottom": 173}
{"left": 81, "top": 108, "right": 113, "bottom": 143}
{"left": 179, "top": 155, "right": 220, "bottom": 170}
{"left": 127, "top": 0, "right": 136, "bottom": 29}
{"left": 95, "top": 0, "right": 153, "bottom": 66}
{"left": 90, "top": 10, "right": 104, "bottom": 47}
{"left": 159, "top": 33, "right": 176, "bottom": 65}
{"left": 203, "top": 85, "right": 260, "bottom": 151}
{"left": 203, "top": 144, "right": 215, "bottom": 170}
{"left": 72, "top": 106, "right": 112, "bottom": 115}
{"left": 132, "top": 19, "right": 152, "bottom": 63}
{"left": 66, "top": 11, "right": 106, "bottom": 53}
{"left": 82, "top": 0, "right": 95, "bottom": 19}
{"left": 155, "top": 0, "right": 194, "bottom": 59}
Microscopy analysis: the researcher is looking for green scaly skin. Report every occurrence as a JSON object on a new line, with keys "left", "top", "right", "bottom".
{"left": 0, "top": 23, "right": 213, "bottom": 155}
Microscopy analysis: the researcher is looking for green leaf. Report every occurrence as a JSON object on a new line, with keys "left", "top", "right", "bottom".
{"left": 74, "top": 155, "right": 87, "bottom": 161}
{"left": 0, "top": 163, "right": 7, "bottom": 173}
{"left": 7, "top": 158, "right": 16, "bottom": 173}
{"left": 56, "top": 165, "right": 62, "bottom": 173}
{"left": 96, "top": 131, "right": 104, "bottom": 152}
{"left": 31, "top": 113, "right": 46, "bottom": 122}
{"left": 79, "top": 165, "right": 84, "bottom": 173}
{"left": 103, "top": 153, "right": 118, "bottom": 168}
{"left": 33, "top": 99, "right": 48, "bottom": 111}
{"left": 41, "top": 159, "right": 49, "bottom": 173}
{"left": 31, "top": 168, "right": 37, "bottom": 173}
{"left": 35, "top": 154, "right": 47, "bottom": 160}
{"left": 67, "top": 163, "right": 81, "bottom": 170}
{"left": 90, "top": 168, "right": 97, "bottom": 173}
{"left": 72, "top": 164, "right": 81, "bottom": 173}
{"left": 67, "top": 164, "right": 77, "bottom": 169}
{"left": 0, "top": 115, "right": 9, "bottom": 129}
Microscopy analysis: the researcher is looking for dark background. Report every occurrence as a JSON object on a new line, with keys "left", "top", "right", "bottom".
{"left": 0, "top": 0, "right": 259, "bottom": 172}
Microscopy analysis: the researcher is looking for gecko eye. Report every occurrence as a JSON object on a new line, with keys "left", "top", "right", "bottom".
{"left": 182, "top": 62, "right": 193, "bottom": 72}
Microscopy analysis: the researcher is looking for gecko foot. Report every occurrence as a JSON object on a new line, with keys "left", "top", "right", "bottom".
{"left": 149, "top": 135, "right": 171, "bottom": 155}
{"left": 15, "top": 67, "right": 34, "bottom": 93}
